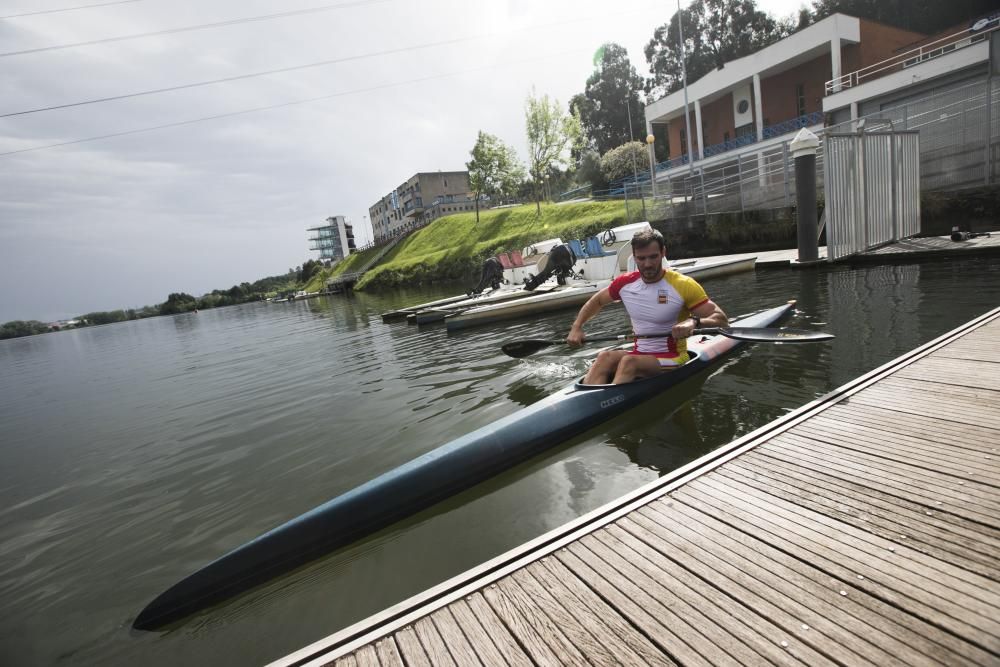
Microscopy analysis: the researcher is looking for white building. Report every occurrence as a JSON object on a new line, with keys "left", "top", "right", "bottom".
{"left": 308, "top": 215, "right": 356, "bottom": 262}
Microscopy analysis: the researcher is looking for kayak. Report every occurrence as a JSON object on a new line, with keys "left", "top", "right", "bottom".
{"left": 133, "top": 301, "right": 794, "bottom": 630}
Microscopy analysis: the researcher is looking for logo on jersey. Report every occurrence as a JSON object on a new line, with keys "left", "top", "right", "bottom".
{"left": 657, "top": 289, "right": 668, "bottom": 304}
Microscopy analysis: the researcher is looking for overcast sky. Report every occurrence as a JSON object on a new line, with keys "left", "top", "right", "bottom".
{"left": 0, "top": 0, "right": 806, "bottom": 322}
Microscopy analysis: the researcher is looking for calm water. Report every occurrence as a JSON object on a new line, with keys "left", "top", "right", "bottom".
{"left": 1, "top": 257, "right": 998, "bottom": 666}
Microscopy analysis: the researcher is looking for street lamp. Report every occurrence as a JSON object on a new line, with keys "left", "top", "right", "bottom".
{"left": 646, "top": 133, "right": 657, "bottom": 198}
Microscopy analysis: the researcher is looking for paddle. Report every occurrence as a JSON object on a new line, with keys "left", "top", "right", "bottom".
{"left": 501, "top": 327, "right": 834, "bottom": 358}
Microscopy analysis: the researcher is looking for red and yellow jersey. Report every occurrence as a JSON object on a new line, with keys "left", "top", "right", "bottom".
{"left": 608, "top": 269, "right": 710, "bottom": 359}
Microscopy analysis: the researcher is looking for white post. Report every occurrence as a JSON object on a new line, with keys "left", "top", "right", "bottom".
{"left": 753, "top": 73, "right": 764, "bottom": 141}
{"left": 830, "top": 38, "right": 842, "bottom": 93}
{"left": 694, "top": 99, "right": 704, "bottom": 161}
{"left": 677, "top": 0, "right": 695, "bottom": 173}
{"left": 646, "top": 132, "right": 658, "bottom": 198}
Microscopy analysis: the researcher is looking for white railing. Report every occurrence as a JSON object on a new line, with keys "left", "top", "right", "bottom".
{"left": 825, "top": 17, "right": 998, "bottom": 95}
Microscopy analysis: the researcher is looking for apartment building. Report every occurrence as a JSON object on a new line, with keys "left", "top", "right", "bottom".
{"left": 644, "top": 13, "right": 925, "bottom": 169}
{"left": 307, "top": 215, "right": 355, "bottom": 262}
{"left": 368, "top": 171, "right": 476, "bottom": 243}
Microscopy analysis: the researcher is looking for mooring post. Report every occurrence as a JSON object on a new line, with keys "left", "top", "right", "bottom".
{"left": 790, "top": 128, "right": 820, "bottom": 263}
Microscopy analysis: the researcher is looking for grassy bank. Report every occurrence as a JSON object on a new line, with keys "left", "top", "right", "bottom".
{"left": 300, "top": 245, "right": 387, "bottom": 292}
{"left": 357, "top": 201, "right": 628, "bottom": 289}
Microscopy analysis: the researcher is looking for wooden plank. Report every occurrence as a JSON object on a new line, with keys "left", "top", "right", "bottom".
{"left": 768, "top": 433, "right": 1000, "bottom": 523}
{"left": 461, "top": 594, "right": 533, "bottom": 667}
{"left": 483, "top": 575, "right": 588, "bottom": 665}
{"left": 731, "top": 454, "right": 1000, "bottom": 570}
{"left": 800, "top": 413, "right": 1000, "bottom": 477}
{"left": 393, "top": 626, "right": 430, "bottom": 666}
{"left": 849, "top": 386, "right": 1000, "bottom": 431}
{"left": 929, "top": 342, "right": 1000, "bottom": 363}
{"left": 858, "top": 375, "right": 1000, "bottom": 410}
{"left": 882, "top": 370, "right": 1000, "bottom": 397}
{"left": 682, "top": 478, "right": 1000, "bottom": 649}
{"left": 556, "top": 544, "right": 715, "bottom": 667}
{"left": 508, "top": 565, "right": 628, "bottom": 666}
{"left": 695, "top": 473, "right": 1000, "bottom": 612}
{"left": 427, "top": 608, "right": 481, "bottom": 666}
{"left": 744, "top": 450, "right": 1000, "bottom": 550}
{"left": 720, "top": 458, "right": 1000, "bottom": 581}
{"left": 821, "top": 403, "right": 1000, "bottom": 455}
{"left": 601, "top": 522, "right": 838, "bottom": 666}
{"left": 535, "top": 556, "right": 675, "bottom": 666}
{"left": 373, "top": 637, "right": 403, "bottom": 666}
{"left": 680, "top": 479, "right": 1000, "bottom": 647}
{"left": 353, "top": 645, "right": 380, "bottom": 667}
{"left": 333, "top": 654, "right": 357, "bottom": 667}
{"left": 636, "top": 501, "right": 982, "bottom": 666}
{"left": 783, "top": 423, "right": 1000, "bottom": 490}
{"left": 411, "top": 617, "right": 457, "bottom": 667}
{"left": 576, "top": 533, "right": 755, "bottom": 666}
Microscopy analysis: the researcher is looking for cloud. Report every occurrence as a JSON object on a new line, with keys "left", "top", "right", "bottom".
{"left": 0, "top": 0, "right": 709, "bottom": 322}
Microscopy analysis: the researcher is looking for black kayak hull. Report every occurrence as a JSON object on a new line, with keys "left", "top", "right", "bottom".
{"left": 133, "top": 302, "right": 794, "bottom": 630}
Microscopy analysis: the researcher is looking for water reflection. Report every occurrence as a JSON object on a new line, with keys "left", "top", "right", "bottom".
{"left": 1, "top": 257, "right": 998, "bottom": 666}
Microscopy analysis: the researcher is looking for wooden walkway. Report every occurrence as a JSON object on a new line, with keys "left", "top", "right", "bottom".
{"left": 273, "top": 306, "right": 1000, "bottom": 667}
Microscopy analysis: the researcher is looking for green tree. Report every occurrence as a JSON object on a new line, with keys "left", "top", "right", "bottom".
{"left": 810, "top": 0, "right": 995, "bottom": 34}
{"left": 575, "top": 149, "right": 608, "bottom": 192}
{"left": 466, "top": 131, "right": 525, "bottom": 223}
{"left": 525, "top": 90, "right": 582, "bottom": 214}
{"left": 298, "top": 260, "right": 321, "bottom": 283}
{"left": 159, "top": 292, "right": 197, "bottom": 316}
{"left": 600, "top": 142, "right": 650, "bottom": 183}
{"left": 0, "top": 320, "right": 51, "bottom": 340}
{"left": 570, "top": 43, "right": 647, "bottom": 155}
{"left": 644, "top": 0, "right": 790, "bottom": 98}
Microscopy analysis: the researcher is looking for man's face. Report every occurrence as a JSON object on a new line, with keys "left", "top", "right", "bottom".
{"left": 633, "top": 241, "right": 665, "bottom": 282}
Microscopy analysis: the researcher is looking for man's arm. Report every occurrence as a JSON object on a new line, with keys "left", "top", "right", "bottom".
{"left": 567, "top": 288, "right": 614, "bottom": 346}
{"left": 671, "top": 300, "right": 728, "bottom": 339}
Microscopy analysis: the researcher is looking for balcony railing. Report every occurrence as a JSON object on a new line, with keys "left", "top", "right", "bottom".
{"left": 703, "top": 132, "right": 759, "bottom": 157}
{"left": 762, "top": 111, "right": 824, "bottom": 139}
{"left": 825, "top": 17, "right": 998, "bottom": 94}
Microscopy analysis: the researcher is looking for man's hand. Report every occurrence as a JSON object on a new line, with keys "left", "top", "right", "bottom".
{"left": 672, "top": 317, "right": 697, "bottom": 339}
{"left": 567, "top": 325, "right": 586, "bottom": 347}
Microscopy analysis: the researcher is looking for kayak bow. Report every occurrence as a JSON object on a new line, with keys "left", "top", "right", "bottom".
{"left": 134, "top": 301, "right": 796, "bottom": 630}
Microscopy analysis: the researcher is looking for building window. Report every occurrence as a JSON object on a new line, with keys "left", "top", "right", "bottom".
{"left": 795, "top": 84, "right": 806, "bottom": 118}
{"left": 679, "top": 127, "right": 687, "bottom": 156}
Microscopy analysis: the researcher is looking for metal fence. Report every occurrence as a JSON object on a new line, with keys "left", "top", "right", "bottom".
{"left": 825, "top": 131, "right": 921, "bottom": 260}
{"left": 597, "top": 79, "right": 998, "bottom": 223}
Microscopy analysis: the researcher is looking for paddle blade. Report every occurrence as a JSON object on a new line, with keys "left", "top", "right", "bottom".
{"left": 713, "top": 327, "right": 835, "bottom": 343}
{"left": 501, "top": 339, "right": 556, "bottom": 358}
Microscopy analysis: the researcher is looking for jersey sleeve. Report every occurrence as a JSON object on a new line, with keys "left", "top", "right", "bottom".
{"left": 607, "top": 271, "right": 639, "bottom": 301}
{"left": 677, "top": 275, "right": 709, "bottom": 310}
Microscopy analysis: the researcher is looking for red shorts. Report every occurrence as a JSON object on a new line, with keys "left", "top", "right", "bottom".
{"left": 627, "top": 350, "right": 688, "bottom": 367}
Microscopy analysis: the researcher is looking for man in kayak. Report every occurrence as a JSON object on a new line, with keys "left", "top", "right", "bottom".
{"left": 567, "top": 228, "right": 728, "bottom": 384}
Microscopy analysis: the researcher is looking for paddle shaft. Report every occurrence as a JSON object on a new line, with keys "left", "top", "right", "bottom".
{"left": 501, "top": 326, "right": 834, "bottom": 358}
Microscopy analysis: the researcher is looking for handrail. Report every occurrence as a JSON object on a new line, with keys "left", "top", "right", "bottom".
{"left": 825, "top": 18, "right": 998, "bottom": 94}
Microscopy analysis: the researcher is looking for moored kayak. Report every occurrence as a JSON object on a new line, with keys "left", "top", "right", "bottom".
{"left": 133, "top": 301, "right": 794, "bottom": 630}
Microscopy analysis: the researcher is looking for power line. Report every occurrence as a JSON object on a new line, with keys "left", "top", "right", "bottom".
{"left": 0, "top": 49, "right": 589, "bottom": 158}
{"left": 1, "top": 35, "right": 472, "bottom": 118}
{"left": 0, "top": 0, "right": 144, "bottom": 20}
{"left": 0, "top": 0, "right": 394, "bottom": 58}
{"left": 2, "top": 6, "right": 657, "bottom": 118}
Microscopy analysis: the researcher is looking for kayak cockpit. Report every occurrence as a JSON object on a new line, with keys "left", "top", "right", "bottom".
{"left": 571, "top": 349, "right": 703, "bottom": 390}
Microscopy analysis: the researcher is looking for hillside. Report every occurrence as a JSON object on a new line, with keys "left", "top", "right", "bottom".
{"left": 356, "top": 201, "right": 630, "bottom": 289}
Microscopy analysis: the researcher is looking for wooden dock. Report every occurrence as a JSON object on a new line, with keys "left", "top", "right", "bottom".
{"left": 272, "top": 306, "right": 1000, "bottom": 667}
